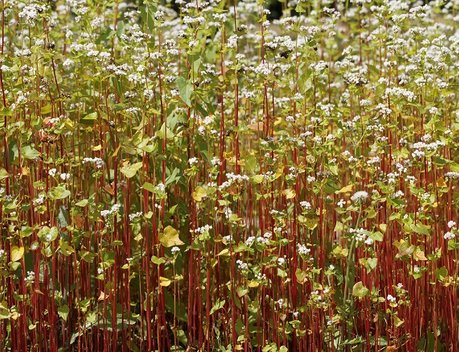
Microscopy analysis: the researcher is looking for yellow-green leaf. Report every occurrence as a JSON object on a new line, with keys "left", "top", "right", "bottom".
{"left": 120, "top": 161, "right": 143, "bottom": 179}
{"left": 75, "top": 199, "right": 88, "bottom": 207}
{"left": 192, "top": 186, "right": 207, "bottom": 202}
{"left": 352, "top": 281, "right": 369, "bottom": 298}
{"left": 159, "top": 226, "right": 184, "bottom": 247}
{"left": 11, "top": 246, "right": 24, "bottom": 262}
{"left": 283, "top": 189, "right": 296, "bottom": 199}
{"left": 160, "top": 276, "right": 172, "bottom": 287}
{"left": 252, "top": 175, "right": 264, "bottom": 184}
{"left": 0, "top": 168, "right": 8, "bottom": 180}
{"left": 336, "top": 184, "right": 353, "bottom": 194}
{"left": 413, "top": 247, "right": 427, "bottom": 261}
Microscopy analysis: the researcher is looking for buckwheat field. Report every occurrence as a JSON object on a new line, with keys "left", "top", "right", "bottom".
{"left": 0, "top": 0, "right": 458, "bottom": 351}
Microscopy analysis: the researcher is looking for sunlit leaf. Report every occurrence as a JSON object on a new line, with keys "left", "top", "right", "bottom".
{"left": 10, "top": 246, "right": 24, "bottom": 262}
{"left": 159, "top": 226, "right": 184, "bottom": 247}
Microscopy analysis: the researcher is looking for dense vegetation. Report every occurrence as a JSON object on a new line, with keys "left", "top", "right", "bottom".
{"left": 0, "top": 0, "right": 458, "bottom": 351}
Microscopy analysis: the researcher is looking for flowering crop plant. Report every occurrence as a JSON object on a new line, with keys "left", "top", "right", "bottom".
{"left": 0, "top": 0, "right": 458, "bottom": 350}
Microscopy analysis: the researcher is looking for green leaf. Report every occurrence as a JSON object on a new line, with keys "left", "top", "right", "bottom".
{"left": 283, "top": 189, "right": 296, "bottom": 199}
{"left": 159, "top": 226, "right": 184, "bottom": 247}
{"left": 58, "top": 305, "right": 69, "bottom": 321}
{"left": 413, "top": 246, "right": 427, "bottom": 261}
{"left": 80, "top": 251, "right": 96, "bottom": 263}
{"left": 176, "top": 77, "right": 193, "bottom": 107}
{"left": 10, "top": 246, "right": 24, "bottom": 262}
{"left": 410, "top": 223, "right": 430, "bottom": 236}
{"left": 151, "top": 256, "right": 166, "bottom": 265}
{"left": 447, "top": 240, "right": 459, "bottom": 250}
{"left": 210, "top": 299, "right": 225, "bottom": 315}
{"left": 160, "top": 277, "right": 172, "bottom": 287}
{"left": 352, "top": 281, "right": 369, "bottom": 298}
{"left": 75, "top": 199, "right": 88, "bottom": 207}
{"left": 120, "top": 161, "right": 143, "bottom": 178}
{"left": 369, "top": 231, "right": 384, "bottom": 242}
{"left": 252, "top": 175, "right": 264, "bottom": 184}
{"left": 295, "top": 268, "right": 307, "bottom": 284}
{"left": 59, "top": 239, "right": 75, "bottom": 256}
{"left": 81, "top": 112, "right": 98, "bottom": 122}
{"left": 0, "top": 168, "right": 8, "bottom": 180}
{"left": 329, "top": 164, "right": 339, "bottom": 176}
{"left": 165, "top": 168, "right": 181, "bottom": 186}
{"left": 237, "top": 287, "right": 248, "bottom": 298}
{"left": 367, "top": 257, "right": 378, "bottom": 271}
{"left": 394, "top": 315, "right": 404, "bottom": 327}
{"left": 435, "top": 266, "right": 448, "bottom": 280}
{"left": 41, "top": 104, "right": 52, "bottom": 115}
{"left": 21, "top": 146, "right": 40, "bottom": 160}
{"left": 432, "top": 156, "right": 448, "bottom": 166}
{"left": 143, "top": 182, "right": 155, "bottom": 193}
{"left": 192, "top": 186, "right": 207, "bottom": 202}
{"left": 38, "top": 226, "right": 59, "bottom": 242}
{"left": 336, "top": 184, "right": 353, "bottom": 194}
{"left": 58, "top": 206, "right": 69, "bottom": 227}
{"left": 0, "top": 302, "right": 10, "bottom": 319}
{"left": 20, "top": 226, "right": 33, "bottom": 238}
{"left": 49, "top": 186, "right": 71, "bottom": 200}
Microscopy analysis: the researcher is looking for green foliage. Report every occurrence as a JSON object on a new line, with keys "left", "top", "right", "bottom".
{"left": 0, "top": 0, "right": 458, "bottom": 351}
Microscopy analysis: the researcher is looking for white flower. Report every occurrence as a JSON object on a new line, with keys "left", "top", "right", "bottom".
{"left": 337, "top": 199, "right": 346, "bottom": 208}
{"left": 171, "top": 246, "right": 180, "bottom": 255}
{"left": 447, "top": 221, "right": 456, "bottom": 229}
{"left": 194, "top": 224, "right": 212, "bottom": 234}
{"left": 263, "top": 231, "right": 272, "bottom": 239}
{"left": 351, "top": 191, "right": 369, "bottom": 203}
{"left": 25, "top": 271, "right": 35, "bottom": 284}
{"left": 188, "top": 157, "right": 198, "bottom": 166}
{"left": 245, "top": 236, "right": 255, "bottom": 246}
{"left": 386, "top": 294, "right": 396, "bottom": 303}
{"left": 63, "top": 58, "right": 74, "bottom": 69}
{"left": 33, "top": 193, "right": 45, "bottom": 206}
{"left": 48, "top": 168, "right": 57, "bottom": 177}
{"left": 211, "top": 157, "right": 221, "bottom": 166}
{"left": 297, "top": 244, "right": 310, "bottom": 255}
{"left": 101, "top": 204, "right": 121, "bottom": 218}
{"left": 82, "top": 157, "right": 104, "bottom": 169}
{"left": 60, "top": 173, "right": 70, "bottom": 181}
{"left": 364, "top": 237, "right": 374, "bottom": 245}
{"left": 236, "top": 259, "right": 248, "bottom": 271}
{"left": 444, "top": 231, "right": 455, "bottom": 240}
{"left": 129, "top": 212, "right": 143, "bottom": 222}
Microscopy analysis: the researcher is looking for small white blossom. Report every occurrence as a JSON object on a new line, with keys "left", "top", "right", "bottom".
{"left": 386, "top": 294, "right": 396, "bottom": 303}
{"left": 48, "top": 168, "right": 57, "bottom": 177}
{"left": 351, "top": 191, "right": 369, "bottom": 203}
